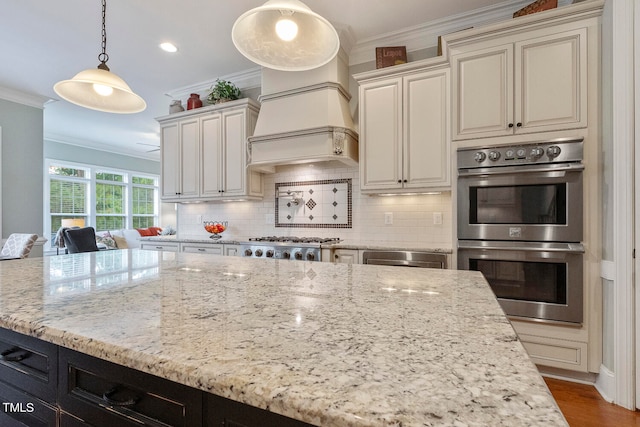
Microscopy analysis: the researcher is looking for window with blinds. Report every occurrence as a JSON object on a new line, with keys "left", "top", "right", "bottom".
{"left": 45, "top": 161, "right": 158, "bottom": 250}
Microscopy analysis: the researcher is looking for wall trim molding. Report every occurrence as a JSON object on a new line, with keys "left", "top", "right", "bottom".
{"left": 347, "top": 0, "right": 534, "bottom": 65}
{"left": 44, "top": 136, "right": 160, "bottom": 162}
{"left": 595, "top": 364, "right": 616, "bottom": 403}
{"left": 611, "top": 0, "right": 636, "bottom": 410}
{"left": 600, "top": 260, "right": 615, "bottom": 281}
{"left": 0, "top": 86, "right": 51, "bottom": 109}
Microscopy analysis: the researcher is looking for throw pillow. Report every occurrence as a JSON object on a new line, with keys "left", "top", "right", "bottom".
{"left": 148, "top": 226, "right": 162, "bottom": 236}
{"left": 112, "top": 235, "right": 128, "bottom": 249}
{"left": 160, "top": 226, "right": 176, "bottom": 235}
{"left": 136, "top": 228, "right": 155, "bottom": 236}
{"left": 95, "top": 231, "right": 118, "bottom": 250}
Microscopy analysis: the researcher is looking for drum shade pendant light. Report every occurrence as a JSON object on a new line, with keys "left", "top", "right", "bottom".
{"left": 232, "top": 0, "right": 340, "bottom": 71}
{"left": 54, "top": 0, "right": 146, "bottom": 113}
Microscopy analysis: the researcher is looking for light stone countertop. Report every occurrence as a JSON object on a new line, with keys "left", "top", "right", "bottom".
{"left": 141, "top": 235, "right": 452, "bottom": 254}
{"left": 140, "top": 235, "right": 242, "bottom": 244}
{"left": 0, "top": 250, "right": 566, "bottom": 426}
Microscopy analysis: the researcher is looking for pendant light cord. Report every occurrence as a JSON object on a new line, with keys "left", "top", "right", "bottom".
{"left": 97, "top": 0, "right": 110, "bottom": 71}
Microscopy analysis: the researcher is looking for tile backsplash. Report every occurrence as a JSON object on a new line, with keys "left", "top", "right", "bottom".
{"left": 275, "top": 178, "right": 352, "bottom": 228}
{"left": 176, "top": 163, "right": 453, "bottom": 248}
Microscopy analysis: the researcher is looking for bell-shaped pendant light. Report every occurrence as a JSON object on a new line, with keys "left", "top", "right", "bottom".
{"left": 232, "top": 0, "right": 340, "bottom": 72}
{"left": 54, "top": 0, "right": 146, "bottom": 114}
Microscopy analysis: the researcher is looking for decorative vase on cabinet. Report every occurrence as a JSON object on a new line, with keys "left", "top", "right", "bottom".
{"left": 169, "top": 100, "right": 184, "bottom": 114}
{"left": 187, "top": 93, "right": 203, "bottom": 110}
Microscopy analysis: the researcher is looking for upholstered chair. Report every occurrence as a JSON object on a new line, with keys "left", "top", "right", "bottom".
{"left": 63, "top": 227, "right": 99, "bottom": 254}
{"left": 0, "top": 233, "right": 38, "bottom": 259}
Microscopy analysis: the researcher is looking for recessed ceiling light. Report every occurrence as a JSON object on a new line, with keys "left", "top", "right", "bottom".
{"left": 160, "top": 42, "right": 178, "bottom": 53}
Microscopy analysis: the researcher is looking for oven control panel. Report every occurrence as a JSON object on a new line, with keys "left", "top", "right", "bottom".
{"left": 457, "top": 138, "right": 583, "bottom": 169}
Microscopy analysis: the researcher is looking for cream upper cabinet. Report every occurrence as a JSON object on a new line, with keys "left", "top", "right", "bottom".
{"left": 158, "top": 99, "right": 263, "bottom": 202}
{"left": 199, "top": 114, "right": 223, "bottom": 198}
{"left": 356, "top": 62, "right": 450, "bottom": 194}
{"left": 160, "top": 119, "right": 199, "bottom": 200}
{"left": 451, "top": 27, "right": 587, "bottom": 140}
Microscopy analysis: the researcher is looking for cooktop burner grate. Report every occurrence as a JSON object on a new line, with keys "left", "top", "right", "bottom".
{"left": 248, "top": 236, "right": 341, "bottom": 244}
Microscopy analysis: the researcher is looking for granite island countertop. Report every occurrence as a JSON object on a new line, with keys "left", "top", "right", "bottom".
{"left": 0, "top": 250, "right": 566, "bottom": 426}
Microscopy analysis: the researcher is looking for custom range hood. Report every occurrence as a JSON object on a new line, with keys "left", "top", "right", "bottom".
{"left": 248, "top": 50, "right": 358, "bottom": 172}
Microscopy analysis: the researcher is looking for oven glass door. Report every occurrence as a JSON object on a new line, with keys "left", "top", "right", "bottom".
{"left": 458, "top": 165, "right": 583, "bottom": 242}
{"left": 472, "top": 184, "right": 566, "bottom": 225}
{"left": 458, "top": 242, "right": 584, "bottom": 324}
{"left": 470, "top": 259, "right": 566, "bottom": 304}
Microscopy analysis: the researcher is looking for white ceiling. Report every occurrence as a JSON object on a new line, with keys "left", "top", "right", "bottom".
{"left": 0, "top": 0, "right": 535, "bottom": 160}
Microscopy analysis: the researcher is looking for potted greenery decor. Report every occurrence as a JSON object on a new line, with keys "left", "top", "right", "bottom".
{"left": 207, "top": 79, "right": 242, "bottom": 104}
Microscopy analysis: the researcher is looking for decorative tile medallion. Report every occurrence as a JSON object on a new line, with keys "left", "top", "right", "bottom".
{"left": 275, "top": 179, "right": 352, "bottom": 228}
{"left": 306, "top": 199, "right": 316, "bottom": 210}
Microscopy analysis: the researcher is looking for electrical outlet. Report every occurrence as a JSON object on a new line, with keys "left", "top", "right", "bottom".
{"left": 197, "top": 215, "right": 203, "bottom": 224}
{"left": 433, "top": 212, "right": 443, "bottom": 225}
{"left": 384, "top": 212, "right": 393, "bottom": 225}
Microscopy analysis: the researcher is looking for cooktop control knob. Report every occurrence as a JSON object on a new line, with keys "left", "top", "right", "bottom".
{"left": 547, "top": 145, "right": 562, "bottom": 159}
{"left": 255, "top": 249, "right": 263, "bottom": 257}
{"left": 306, "top": 252, "right": 316, "bottom": 261}
{"left": 530, "top": 147, "right": 544, "bottom": 158}
{"left": 474, "top": 152, "right": 486, "bottom": 162}
{"left": 266, "top": 250, "right": 274, "bottom": 258}
{"left": 283, "top": 251, "right": 291, "bottom": 259}
{"left": 295, "top": 252, "right": 303, "bottom": 260}
{"left": 244, "top": 249, "right": 252, "bottom": 257}
{"left": 488, "top": 150, "right": 501, "bottom": 161}
{"left": 516, "top": 148, "right": 526, "bottom": 158}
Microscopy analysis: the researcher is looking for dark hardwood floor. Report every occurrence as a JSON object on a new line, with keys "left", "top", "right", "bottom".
{"left": 545, "top": 377, "right": 640, "bottom": 426}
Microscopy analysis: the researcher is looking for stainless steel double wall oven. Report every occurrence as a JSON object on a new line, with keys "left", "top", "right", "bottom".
{"left": 457, "top": 138, "right": 585, "bottom": 324}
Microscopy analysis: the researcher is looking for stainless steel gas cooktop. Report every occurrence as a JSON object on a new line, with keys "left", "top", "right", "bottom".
{"left": 240, "top": 237, "right": 341, "bottom": 261}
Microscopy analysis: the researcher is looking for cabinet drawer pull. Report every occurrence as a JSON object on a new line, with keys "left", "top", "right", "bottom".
{"left": 155, "top": 246, "right": 164, "bottom": 249}
{"left": 198, "top": 248, "right": 206, "bottom": 251}
{"left": 102, "top": 386, "right": 139, "bottom": 407}
{"left": 1, "top": 346, "right": 31, "bottom": 362}
{"left": 0, "top": 346, "right": 46, "bottom": 381}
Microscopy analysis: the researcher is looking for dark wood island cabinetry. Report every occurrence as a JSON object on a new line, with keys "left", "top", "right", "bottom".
{"left": 0, "top": 328, "right": 313, "bottom": 427}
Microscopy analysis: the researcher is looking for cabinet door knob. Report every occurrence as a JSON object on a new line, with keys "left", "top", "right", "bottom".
{"left": 516, "top": 122, "right": 522, "bottom": 127}
{"left": 508, "top": 123, "right": 514, "bottom": 128}
{"left": 403, "top": 179, "right": 408, "bottom": 183}
{"left": 397, "top": 180, "right": 402, "bottom": 183}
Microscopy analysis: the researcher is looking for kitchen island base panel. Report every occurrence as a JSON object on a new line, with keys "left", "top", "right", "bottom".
{"left": 206, "top": 394, "right": 314, "bottom": 427}
{"left": 0, "top": 381, "right": 57, "bottom": 427}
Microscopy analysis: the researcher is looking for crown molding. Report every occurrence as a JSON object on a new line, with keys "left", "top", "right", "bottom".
{"left": 0, "top": 85, "right": 52, "bottom": 109}
{"left": 348, "top": 0, "right": 534, "bottom": 65}
{"left": 164, "top": 67, "right": 262, "bottom": 101}
{"left": 45, "top": 134, "right": 160, "bottom": 161}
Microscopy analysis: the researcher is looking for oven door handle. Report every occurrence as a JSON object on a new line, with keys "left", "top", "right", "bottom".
{"left": 458, "top": 163, "right": 584, "bottom": 177}
{"left": 458, "top": 240, "right": 585, "bottom": 253}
